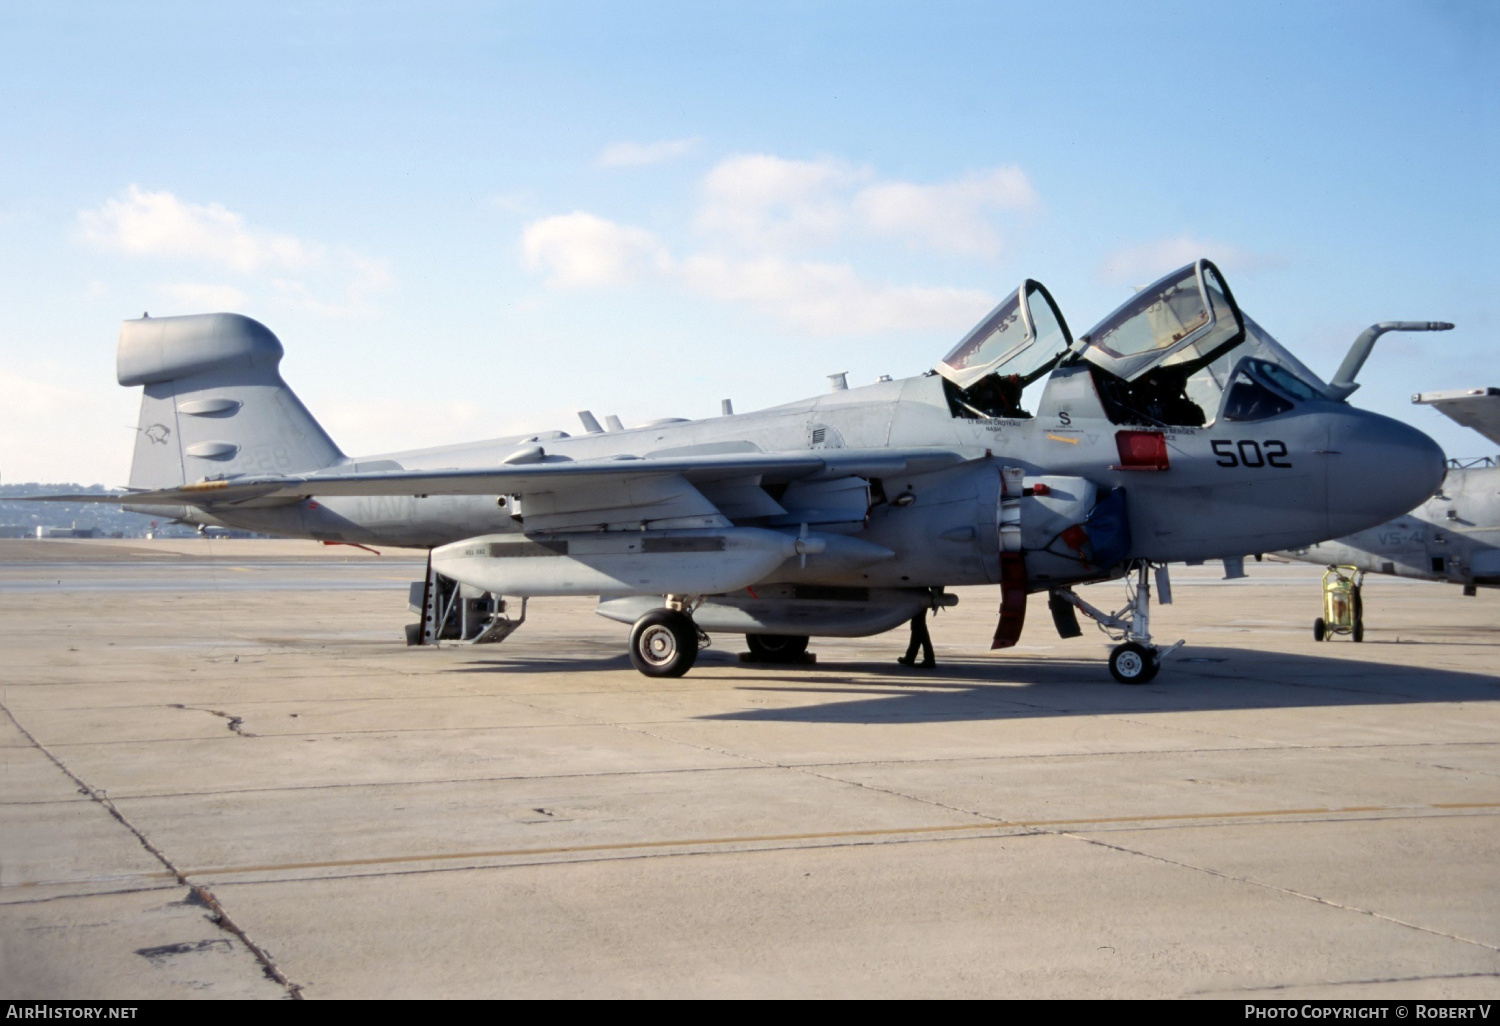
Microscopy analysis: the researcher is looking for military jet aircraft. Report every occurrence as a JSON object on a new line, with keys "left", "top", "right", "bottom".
{"left": 38, "top": 260, "right": 1445, "bottom": 683}
{"left": 1280, "top": 386, "right": 1500, "bottom": 598}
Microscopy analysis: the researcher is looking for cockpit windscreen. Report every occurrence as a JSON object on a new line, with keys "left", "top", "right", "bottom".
{"left": 937, "top": 280, "right": 1073, "bottom": 419}
{"left": 938, "top": 281, "right": 1071, "bottom": 391}
{"left": 1079, "top": 261, "right": 1245, "bottom": 384}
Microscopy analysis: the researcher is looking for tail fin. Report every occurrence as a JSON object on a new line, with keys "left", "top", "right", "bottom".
{"left": 119, "top": 313, "right": 342, "bottom": 490}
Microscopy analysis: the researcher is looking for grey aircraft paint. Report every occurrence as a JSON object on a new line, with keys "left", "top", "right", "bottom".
{"left": 39, "top": 260, "right": 1447, "bottom": 681}
{"left": 1280, "top": 389, "right": 1500, "bottom": 591}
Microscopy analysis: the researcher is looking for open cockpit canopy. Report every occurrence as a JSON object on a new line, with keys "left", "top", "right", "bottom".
{"left": 1077, "top": 260, "right": 1244, "bottom": 383}
{"left": 938, "top": 280, "right": 1073, "bottom": 390}
{"left": 937, "top": 260, "right": 1330, "bottom": 427}
{"left": 1075, "top": 260, "right": 1328, "bottom": 428}
{"left": 936, "top": 280, "right": 1073, "bottom": 418}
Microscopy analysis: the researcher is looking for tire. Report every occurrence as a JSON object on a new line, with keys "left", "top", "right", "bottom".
{"left": 1352, "top": 619, "right": 1364, "bottom": 643}
{"left": 629, "top": 609, "right": 699, "bottom": 678}
{"left": 404, "top": 622, "right": 423, "bottom": 647}
{"left": 745, "top": 633, "right": 809, "bottom": 662}
{"left": 1313, "top": 618, "right": 1326, "bottom": 642}
{"left": 1109, "top": 642, "right": 1159, "bottom": 685}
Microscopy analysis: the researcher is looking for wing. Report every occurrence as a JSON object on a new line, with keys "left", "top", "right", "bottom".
{"left": 1413, "top": 388, "right": 1500, "bottom": 449}
{"left": 20, "top": 448, "right": 972, "bottom": 530}
{"left": 11, "top": 492, "right": 137, "bottom": 503}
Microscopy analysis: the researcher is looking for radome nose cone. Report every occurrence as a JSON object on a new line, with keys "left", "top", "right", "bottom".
{"left": 1326, "top": 411, "right": 1446, "bottom": 536}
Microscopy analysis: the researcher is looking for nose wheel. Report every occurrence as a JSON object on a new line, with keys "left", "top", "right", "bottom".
{"left": 1053, "top": 560, "right": 1181, "bottom": 685}
{"left": 1109, "top": 641, "right": 1159, "bottom": 684}
{"left": 629, "top": 608, "right": 700, "bottom": 677}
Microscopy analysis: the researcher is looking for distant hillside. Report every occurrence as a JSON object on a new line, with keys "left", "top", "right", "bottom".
{"left": 0, "top": 483, "right": 195, "bottom": 538}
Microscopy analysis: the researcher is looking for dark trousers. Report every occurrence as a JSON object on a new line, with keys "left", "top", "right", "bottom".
{"left": 902, "top": 609, "right": 935, "bottom": 666}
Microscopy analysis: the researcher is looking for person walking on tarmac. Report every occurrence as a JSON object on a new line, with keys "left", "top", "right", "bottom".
{"left": 897, "top": 606, "right": 936, "bottom": 668}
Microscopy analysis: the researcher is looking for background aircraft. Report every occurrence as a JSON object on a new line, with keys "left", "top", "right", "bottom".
{"left": 1280, "top": 387, "right": 1500, "bottom": 604}
{"left": 36, "top": 261, "right": 1445, "bottom": 683}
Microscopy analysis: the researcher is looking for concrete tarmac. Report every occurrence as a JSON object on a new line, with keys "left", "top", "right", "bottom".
{"left": 1, "top": 539, "right": 1497, "bottom": 999}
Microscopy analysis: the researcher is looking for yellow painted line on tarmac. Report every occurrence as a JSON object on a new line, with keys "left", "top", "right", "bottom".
{"left": 1, "top": 870, "right": 179, "bottom": 891}
{"left": 182, "top": 800, "right": 1500, "bottom": 879}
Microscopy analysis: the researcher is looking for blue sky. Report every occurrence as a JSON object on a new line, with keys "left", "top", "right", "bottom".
{"left": 0, "top": 0, "right": 1494, "bottom": 484}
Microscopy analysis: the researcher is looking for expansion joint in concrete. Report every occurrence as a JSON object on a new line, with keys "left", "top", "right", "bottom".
{"left": 1062, "top": 831, "right": 1500, "bottom": 955}
{"left": 0, "top": 698, "right": 303, "bottom": 999}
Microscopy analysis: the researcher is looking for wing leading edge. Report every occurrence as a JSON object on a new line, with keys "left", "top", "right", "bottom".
{"left": 20, "top": 448, "right": 972, "bottom": 508}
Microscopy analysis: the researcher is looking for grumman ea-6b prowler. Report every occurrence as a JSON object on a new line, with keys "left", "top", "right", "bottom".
{"left": 1279, "top": 385, "right": 1500, "bottom": 608}
{"left": 53, "top": 260, "right": 1447, "bottom": 683}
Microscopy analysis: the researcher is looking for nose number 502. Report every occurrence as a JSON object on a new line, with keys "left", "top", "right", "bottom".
{"left": 1212, "top": 439, "right": 1291, "bottom": 468}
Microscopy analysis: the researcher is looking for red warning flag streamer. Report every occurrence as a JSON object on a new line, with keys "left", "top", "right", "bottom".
{"left": 991, "top": 551, "right": 1028, "bottom": 649}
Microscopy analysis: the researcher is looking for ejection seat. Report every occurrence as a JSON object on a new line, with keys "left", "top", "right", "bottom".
{"left": 1072, "top": 260, "right": 1247, "bottom": 429}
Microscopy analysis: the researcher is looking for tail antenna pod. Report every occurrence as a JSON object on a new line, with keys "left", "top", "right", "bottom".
{"left": 1326, "top": 322, "right": 1454, "bottom": 401}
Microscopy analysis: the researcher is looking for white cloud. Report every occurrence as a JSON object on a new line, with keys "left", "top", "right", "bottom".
{"left": 79, "top": 185, "right": 316, "bottom": 272}
{"left": 694, "top": 154, "right": 1036, "bottom": 258}
{"left": 852, "top": 166, "right": 1037, "bottom": 258}
{"left": 521, "top": 212, "right": 668, "bottom": 288}
{"left": 1098, "top": 235, "right": 1284, "bottom": 285}
{"left": 680, "top": 254, "right": 993, "bottom": 336}
{"left": 599, "top": 138, "right": 700, "bottom": 168}
{"left": 78, "top": 186, "right": 393, "bottom": 317}
{"left": 697, "top": 154, "right": 862, "bottom": 250}
{"left": 161, "top": 282, "right": 249, "bottom": 310}
{"left": 0, "top": 367, "right": 135, "bottom": 485}
{"left": 0, "top": 367, "right": 83, "bottom": 419}
{"left": 518, "top": 152, "right": 1035, "bottom": 335}
{"left": 317, "top": 394, "right": 578, "bottom": 458}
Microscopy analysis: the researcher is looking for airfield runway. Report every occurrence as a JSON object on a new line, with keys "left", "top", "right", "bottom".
{"left": 1, "top": 539, "right": 1496, "bottom": 999}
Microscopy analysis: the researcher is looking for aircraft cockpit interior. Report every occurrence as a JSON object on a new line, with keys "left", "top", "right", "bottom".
{"left": 940, "top": 260, "right": 1331, "bottom": 429}
{"left": 935, "top": 279, "right": 1073, "bottom": 419}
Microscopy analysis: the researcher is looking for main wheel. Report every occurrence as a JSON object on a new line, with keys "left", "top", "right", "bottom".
{"left": 629, "top": 609, "right": 699, "bottom": 678}
{"left": 1313, "top": 617, "right": 1326, "bottom": 642}
{"left": 1109, "top": 642, "right": 1159, "bottom": 685}
{"left": 745, "top": 633, "right": 809, "bottom": 663}
{"left": 1352, "top": 619, "right": 1364, "bottom": 643}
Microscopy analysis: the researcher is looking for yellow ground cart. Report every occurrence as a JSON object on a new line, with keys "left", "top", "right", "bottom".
{"left": 1314, "top": 565, "right": 1365, "bottom": 642}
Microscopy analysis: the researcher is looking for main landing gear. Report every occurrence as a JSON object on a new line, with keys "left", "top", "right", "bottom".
{"left": 744, "top": 633, "right": 811, "bottom": 663}
{"left": 628, "top": 597, "right": 708, "bottom": 677}
{"left": 1052, "top": 560, "right": 1184, "bottom": 685}
{"left": 628, "top": 600, "right": 818, "bottom": 676}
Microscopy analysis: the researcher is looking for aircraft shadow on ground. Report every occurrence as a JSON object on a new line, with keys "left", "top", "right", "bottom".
{"left": 449, "top": 652, "right": 636, "bottom": 674}
{"left": 701, "top": 645, "right": 1500, "bottom": 723}
{"left": 443, "top": 644, "right": 1499, "bottom": 723}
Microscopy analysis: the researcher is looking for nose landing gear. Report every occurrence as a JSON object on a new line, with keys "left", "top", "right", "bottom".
{"left": 1108, "top": 641, "right": 1158, "bottom": 684}
{"left": 1053, "top": 560, "right": 1183, "bottom": 685}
